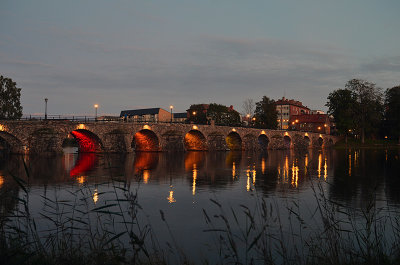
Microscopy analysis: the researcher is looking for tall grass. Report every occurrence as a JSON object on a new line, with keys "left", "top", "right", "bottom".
{"left": 1, "top": 155, "right": 400, "bottom": 265}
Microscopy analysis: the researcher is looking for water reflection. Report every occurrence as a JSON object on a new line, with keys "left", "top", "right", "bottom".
{"left": 0, "top": 149, "right": 399, "bottom": 206}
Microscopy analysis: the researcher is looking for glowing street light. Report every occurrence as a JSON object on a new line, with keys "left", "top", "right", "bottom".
{"left": 170, "top": 105, "right": 174, "bottom": 123}
{"left": 94, "top": 104, "right": 99, "bottom": 121}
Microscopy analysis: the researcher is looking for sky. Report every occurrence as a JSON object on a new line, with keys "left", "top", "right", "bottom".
{"left": 1, "top": 0, "right": 399, "bottom": 116}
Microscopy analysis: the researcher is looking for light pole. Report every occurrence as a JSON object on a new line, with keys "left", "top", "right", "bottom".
{"left": 94, "top": 104, "right": 99, "bottom": 121}
{"left": 44, "top": 98, "right": 48, "bottom": 120}
{"left": 170, "top": 105, "right": 173, "bottom": 123}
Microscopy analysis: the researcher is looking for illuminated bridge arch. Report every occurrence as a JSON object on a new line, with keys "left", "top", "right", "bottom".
{"left": 132, "top": 129, "right": 160, "bottom": 152}
{"left": 283, "top": 135, "right": 291, "bottom": 149}
{"left": 226, "top": 131, "right": 242, "bottom": 151}
{"left": 258, "top": 134, "right": 270, "bottom": 150}
{"left": 70, "top": 129, "right": 103, "bottom": 153}
{"left": 184, "top": 130, "right": 207, "bottom": 151}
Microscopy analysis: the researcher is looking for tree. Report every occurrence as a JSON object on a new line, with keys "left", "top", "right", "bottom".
{"left": 254, "top": 96, "right": 278, "bottom": 129}
{"left": 242, "top": 98, "right": 255, "bottom": 116}
{"left": 207, "top": 103, "right": 241, "bottom": 126}
{"left": 345, "top": 79, "right": 383, "bottom": 143}
{"left": 326, "top": 89, "right": 357, "bottom": 142}
{"left": 384, "top": 85, "right": 400, "bottom": 143}
{"left": 0, "top": 75, "right": 23, "bottom": 119}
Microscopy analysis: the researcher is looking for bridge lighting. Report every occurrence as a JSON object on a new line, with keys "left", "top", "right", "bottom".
{"left": 261, "top": 130, "right": 266, "bottom": 135}
{"left": 304, "top": 133, "right": 308, "bottom": 137}
{"left": 324, "top": 124, "right": 327, "bottom": 127}
{"left": 232, "top": 128, "right": 236, "bottom": 132}
{"left": 77, "top": 124, "right": 86, "bottom": 130}
{"left": 94, "top": 104, "right": 99, "bottom": 121}
{"left": 284, "top": 132, "right": 289, "bottom": 136}
{"left": 192, "top": 125, "right": 198, "bottom": 130}
{"left": 143, "top": 125, "right": 151, "bottom": 130}
{"left": 295, "top": 119, "right": 299, "bottom": 123}
{"left": 192, "top": 111, "right": 196, "bottom": 115}
{"left": 319, "top": 134, "right": 323, "bottom": 138}
{"left": 0, "top": 124, "right": 5, "bottom": 131}
{"left": 318, "top": 126, "right": 321, "bottom": 130}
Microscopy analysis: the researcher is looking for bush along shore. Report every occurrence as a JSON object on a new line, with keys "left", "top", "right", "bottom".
{"left": 1, "top": 158, "right": 400, "bottom": 265}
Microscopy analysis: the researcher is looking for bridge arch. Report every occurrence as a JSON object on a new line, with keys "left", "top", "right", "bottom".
{"left": 226, "top": 131, "right": 242, "bottom": 151}
{"left": 283, "top": 135, "right": 291, "bottom": 149}
{"left": 132, "top": 129, "right": 160, "bottom": 152}
{"left": 70, "top": 129, "right": 103, "bottom": 153}
{"left": 304, "top": 135, "right": 312, "bottom": 148}
{"left": 258, "top": 134, "right": 270, "bottom": 150}
{"left": 184, "top": 129, "right": 207, "bottom": 151}
{"left": 317, "top": 136, "right": 324, "bottom": 147}
{"left": 0, "top": 131, "right": 24, "bottom": 154}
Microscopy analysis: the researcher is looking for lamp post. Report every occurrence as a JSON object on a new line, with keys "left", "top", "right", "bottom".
{"left": 170, "top": 105, "right": 173, "bottom": 123}
{"left": 44, "top": 98, "right": 48, "bottom": 120}
{"left": 94, "top": 104, "right": 99, "bottom": 121}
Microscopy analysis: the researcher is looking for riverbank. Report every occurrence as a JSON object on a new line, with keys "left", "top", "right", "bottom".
{"left": 334, "top": 138, "right": 400, "bottom": 149}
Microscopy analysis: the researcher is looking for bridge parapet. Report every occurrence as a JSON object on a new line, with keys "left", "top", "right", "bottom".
{"left": 0, "top": 120, "right": 339, "bottom": 154}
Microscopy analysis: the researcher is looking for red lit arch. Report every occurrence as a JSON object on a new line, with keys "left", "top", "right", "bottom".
{"left": 70, "top": 129, "right": 103, "bottom": 153}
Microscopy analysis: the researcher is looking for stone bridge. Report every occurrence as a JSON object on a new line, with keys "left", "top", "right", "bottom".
{"left": 0, "top": 120, "right": 340, "bottom": 154}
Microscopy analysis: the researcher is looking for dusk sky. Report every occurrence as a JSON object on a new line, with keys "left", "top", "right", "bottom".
{"left": 1, "top": 0, "right": 399, "bottom": 116}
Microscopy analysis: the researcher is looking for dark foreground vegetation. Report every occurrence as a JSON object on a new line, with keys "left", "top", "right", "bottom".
{"left": 1, "top": 158, "right": 400, "bottom": 265}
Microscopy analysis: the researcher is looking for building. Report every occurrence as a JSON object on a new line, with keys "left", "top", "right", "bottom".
{"left": 173, "top": 113, "right": 188, "bottom": 123}
{"left": 120, "top": 108, "right": 171, "bottom": 122}
{"left": 289, "top": 114, "right": 331, "bottom": 134}
{"left": 275, "top": 97, "right": 310, "bottom": 130}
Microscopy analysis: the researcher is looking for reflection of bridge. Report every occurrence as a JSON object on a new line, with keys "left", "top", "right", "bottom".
{"left": 0, "top": 120, "right": 339, "bottom": 154}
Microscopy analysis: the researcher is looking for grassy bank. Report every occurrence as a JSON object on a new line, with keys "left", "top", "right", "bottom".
{"left": 334, "top": 138, "right": 400, "bottom": 149}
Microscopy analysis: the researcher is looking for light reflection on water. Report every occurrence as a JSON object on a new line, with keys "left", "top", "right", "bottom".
{"left": 0, "top": 148, "right": 399, "bottom": 259}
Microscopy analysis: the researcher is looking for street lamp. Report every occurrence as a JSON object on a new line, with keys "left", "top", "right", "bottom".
{"left": 44, "top": 98, "right": 48, "bottom": 120}
{"left": 170, "top": 105, "right": 173, "bottom": 123}
{"left": 94, "top": 104, "right": 99, "bottom": 121}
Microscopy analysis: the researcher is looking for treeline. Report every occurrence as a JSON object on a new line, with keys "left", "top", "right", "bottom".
{"left": 326, "top": 79, "right": 399, "bottom": 143}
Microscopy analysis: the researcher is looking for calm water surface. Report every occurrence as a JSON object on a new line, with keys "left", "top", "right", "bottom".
{"left": 0, "top": 148, "right": 399, "bottom": 260}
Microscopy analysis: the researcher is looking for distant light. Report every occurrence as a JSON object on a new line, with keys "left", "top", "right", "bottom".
{"left": 143, "top": 125, "right": 151, "bottom": 130}
{"left": 324, "top": 124, "right": 327, "bottom": 127}
{"left": 385, "top": 136, "right": 388, "bottom": 139}
{"left": 192, "top": 125, "right": 198, "bottom": 130}
{"left": 246, "top": 114, "right": 250, "bottom": 118}
{"left": 252, "top": 117, "right": 256, "bottom": 121}
{"left": 318, "top": 127, "right": 321, "bottom": 130}
{"left": 94, "top": 104, "right": 99, "bottom": 108}
{"left": 170, "top": 105, "right": 174, "bottom": 109}
{"left": 77, "top": 124, "right": 86, "bottom": 130}
{"left": 292, "top": 122, "right": 295, "bottom": 125}
{"left": 295, "top": 119, "right": 299, "bottom": 123}
{"left": 192, "top": 111, "right": 196, "bottom": 115}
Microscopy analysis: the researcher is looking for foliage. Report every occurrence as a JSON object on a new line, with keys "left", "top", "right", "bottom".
{"left": 345, "top": 79, "right": 383, "bottom": 143}
{"left": 326, "top": 89, "right": 356, "bottom": 136}
{"left": 0, "top": 75, "right": 23, "bottom": 119}
{"left": 326, "top": 79, "right": 384, "bottom": 143}
{"left": 384, "top": 85, "right": 400, "bottom": 142}
{"left": 254, "top": 96, "right": 278, "bottom": 129}
{"left": 187, "top": 103, "right": 241, "bottom": 126}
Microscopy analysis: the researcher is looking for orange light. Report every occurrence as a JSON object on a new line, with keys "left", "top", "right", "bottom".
{"left": 232, "top": 128, "right": 236, "bottom": 132}
{"left": 192, "top": 111, "right": 196, "bottom": 115}
{"left": 77, "top": 124, "right": 86, "bottom": 130}
{"left": 385, "top": 136, "right": 388, "bottom": 139}
{"left": 324, "top": 124, "right": 327, "bottom": 127}
{"left": 143, "top": 125, "right": 151, "bottom": 130}
{"left": 192, "top": 125, "right": 198, "bottom": 130}
{"left": 261, "top": 130, "right": 266, "bottom": 135}
{"left": 292, "top": 122, "right": 295, "bottom": 125}
{"left": 170, "top": 105, "right": 174, "bottom": 109}
{"left": 295, "top": 119, "right": 299, "bottom": 123}
{"left": 0, "top": 124, "right": 5, "bottom": 131}
{"left": 94, "top": 104, "right": 98, "bottom": 108}
{"left": 318, "top": 127, "right": 321, "bottom": 130}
